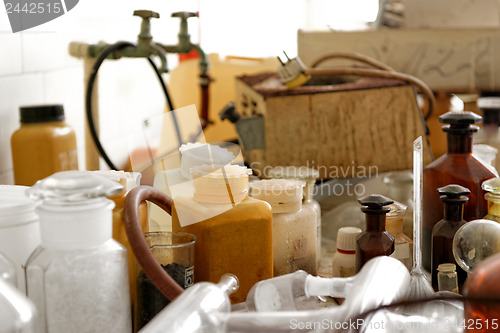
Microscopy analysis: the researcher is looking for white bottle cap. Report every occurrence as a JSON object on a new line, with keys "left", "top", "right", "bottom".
{"left": 179, "top": 143, "right": 237, "bottom": 179}
{"left": 336, "top": 227, "right": 362, "bottom": 252}
{"left": 249, "top": 179, "right": 305, "bottom": 213}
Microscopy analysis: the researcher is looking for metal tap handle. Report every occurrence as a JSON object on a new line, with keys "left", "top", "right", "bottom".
{"left": 171, "top": 11, "right": 197, "bottom": 19}
{"left": 133, "top": 10, "right": 160, "bottom": 19}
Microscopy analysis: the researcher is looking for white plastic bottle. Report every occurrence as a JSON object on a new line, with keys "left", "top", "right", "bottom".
{"left": 25, "top": 171, "right": 132, "bottom": 333}
{"left": 332, "top": 227, "right": 362, "bottom": 278}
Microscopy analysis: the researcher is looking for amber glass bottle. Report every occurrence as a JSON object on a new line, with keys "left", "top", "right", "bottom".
{"left": 355, "top": 194, "right": 395, "bottom": 273}
{"left": 431, "top": 184, "right": 470, "bottom": 292}
{"left": 422, "top": 111, "right": 497, "bottom": 271}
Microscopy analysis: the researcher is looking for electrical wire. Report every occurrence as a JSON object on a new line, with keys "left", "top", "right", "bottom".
{"left": 85, "top": 41, "right": 181, "bottom": 170}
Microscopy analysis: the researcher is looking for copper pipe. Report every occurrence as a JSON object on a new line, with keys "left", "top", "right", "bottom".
{"left": 123, "top": 186, "right": 184, "bottom": 301}
{"left": 310, "top": 51, "right": 396, "bottom": 72}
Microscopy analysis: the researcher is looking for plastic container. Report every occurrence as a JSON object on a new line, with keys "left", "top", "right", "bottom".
{"left": 0, "top": 277, "right": 38, "bottom": 333}
{"left": 250, "top": 179, "right": 317, "bottom": 276}
{"left": 386, "top": 201, "right": 413, "bottom": 270}
{"left": 172, "top": 165, "right": 273, "bottom": 303}
{"left": 331, "top": 227, "right": 361, "bottom": 278}
{"left": 25, "top": 171, "right": 131, "bottom": 333}
{"left": 437, "top": 263, "right": 459, "bottom": 293}
{"left": 355, "top": 194, "right": 395, "bottom": 273}
{"left": 423, "top": 110, "right": 497, "bottom": 272}
{"left": 267, "top": 166, "right": 322, "bottom": 265}
{"left": 0, "top": 185, "right": 41, "bottom": 292}
{"left": 11, "top": 105, "right": 78, "bottom": 186}
{"left": 431, "top": 184, "right": 470, "bottom": 292}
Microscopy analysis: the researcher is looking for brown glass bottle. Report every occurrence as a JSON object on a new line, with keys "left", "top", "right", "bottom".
{"left": 463, "top": 253, "right": 500, "bottom": 333}
{"left": 423, "top": 111, "right": 497, "bottom": 272}
{"left": 355, "top": 194, "right": 395, "bottom": 273}
{"left": 431, "top": 184, "right": 470, "bottom": 292}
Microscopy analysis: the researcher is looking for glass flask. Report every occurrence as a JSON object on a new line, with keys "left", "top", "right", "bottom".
{"left": 437, "top": 263, "right": 459, "bottom": 293}
{"left": 463, "top": 252, "right": 500, "bottom": 333}
{"left": 25, "top": 171, "right": 132, "bottom": 333}
{"left": 431, "top": 184, "right": 470, "bottom": 292}
{"left": 482, "top": 177, "right": 500, "bottom": 222}
{"left": 355, "top": 194, "right": 395, "bottom": 273}
{"left": 331, "top": 226, "right": 361, "bottom": 278}
{"left": 172, "top": 165, "right": 273, "bottom": 303}
{"left": 386, "top": 201, "right": 413, "bottom": 271}
{"left": 250, "top": 179, "right": 317, "bottom": 276}
{"left": 423, "top": 110, "right": 497, "bottom": 272}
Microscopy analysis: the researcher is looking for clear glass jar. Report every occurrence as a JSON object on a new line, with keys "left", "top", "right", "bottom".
{"left": 437, "top": 263, "right": 459, "bottom": 293}
{"left": 172, "top": 165, "right": 273, "bottom": 303}
{"left": 0, "top": 185, "right": 40, "bottom": 292}
{"left": 0, "top": 250, "right": 16, "bottom": 287}
{"left": 482, "top": 177, "right": 500, "bottom": 222}
{"left": 0, "top": 277, "right": 37, "bottom": 333}
{"left": 25, "top": 171, "right": 131, "bottom": 333}
{"left": 267, "top": 166, "right": 322, "bottom": 265}
{"left": 250, "top": 179, "right": 317, "bottom": 276}
{"left": 386, "top": 201, "right": 413, "bottom": 271}
{"left": 134, "top": 232, "right": 195, "bottom": 331}
{"left": 332, "top": 227, "right": 361, "bottom": 278}
{"left": 475, "top": 96, "right": 500, "bottom": 171}
{"left": 11, "top": 105, "right": 78, "bottom": 186}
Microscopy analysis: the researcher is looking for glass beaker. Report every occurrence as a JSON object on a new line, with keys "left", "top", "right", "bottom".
{"left": 134, "top": 232, "right": 196, "bottom": 331}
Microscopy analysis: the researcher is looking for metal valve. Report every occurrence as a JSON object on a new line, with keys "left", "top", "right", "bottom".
{"left": 171, "top": 11, "right": 197, "bottom": 19}
{"left": 133, "top": 10, "right": 160, "bottom": 19}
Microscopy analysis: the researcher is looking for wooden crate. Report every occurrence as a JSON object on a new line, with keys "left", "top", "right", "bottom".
{"left": 235, "top": 73, "right": 433, "bottom": 179}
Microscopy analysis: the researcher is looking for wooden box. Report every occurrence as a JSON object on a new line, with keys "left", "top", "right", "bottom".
{"left": 235, "top": 73, "right": 432, "bottom": 179}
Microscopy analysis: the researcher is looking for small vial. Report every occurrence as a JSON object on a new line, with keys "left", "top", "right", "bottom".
{"left": 437, "top": 263, "right": 459, "bottom": 294}
{"left": 332, "top": 227, "right": 361, "bottom": 278}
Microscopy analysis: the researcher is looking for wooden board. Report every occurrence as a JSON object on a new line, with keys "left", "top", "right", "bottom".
{"left": 236, "top": 75, "right": 433, "bottom": 179}
{"left": 298, "top": 28, "right": 500, "bottom": 92}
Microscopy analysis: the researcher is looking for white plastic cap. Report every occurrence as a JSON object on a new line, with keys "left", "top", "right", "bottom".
{"left": 0, "top": 185, "right": 38, "bottom": 228}
{"left": 336, "top": 227, "right": 362, "bottom": 252}
{"left": 179, "top": 143, "right": 237, "bottom": 179}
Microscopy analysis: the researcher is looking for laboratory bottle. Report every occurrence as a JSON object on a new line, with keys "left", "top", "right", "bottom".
{"left": 0, "top": 185, "right": 41, "bottom": 292}
{"left": 355, "top": 194, "right": 395, "bottom": 273}
{"left": 11, "top": 104, "right": 78, "bottom": 186}
{"left": 474, "top": 96, "right": 500, "bottom": 171}
{"left": 250, "top": 179, "right": 318, "bottom": 276}
{"left": 431, "top": 184, "right": 470, "bottom": 292}
{"left": 25, "top": 171, "right": 132, "bottom": 333}
{"left": 140, "top": 274, "right": 239, "bottom": 333}
{"left": 267, "top": 166, "right": 322, "bottom": 265}
{"left": 331, "top": 227, "right": 361, "bottom": 278}
{"left": 422, "top": 110, "right": 497, "bottom": 272}
{"left": 463, "top": 252, "right": 500, "bottom": 333}
{"left": 0, "top": 277, "right": 38, "bottom": 333}
{"left": 482, "top": 177, "right": 500, "bottom": 222}
{"left": 437, "top": 263, "right": 459, "bottom": 294}
{"left": 386, "top": 201, "right": 413, "bottom": 271}
{"left": 172, "top": 164, "right": 273, "bottom": 304}
{"left": 383, "top": 171, "right": 414, "bottom": 238}
{"left": 0, "top": 250, "right": 16, "bottom": 286}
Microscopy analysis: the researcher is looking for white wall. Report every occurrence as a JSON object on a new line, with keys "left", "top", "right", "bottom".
{"left": 1, "top": 0, "right": 367, "bottom": 184}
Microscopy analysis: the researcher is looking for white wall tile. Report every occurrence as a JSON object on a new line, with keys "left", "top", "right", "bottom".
{"left": 0, "top": 34, "right": 22, "bottom": 76}
{"left": 0, "top": 170, "right": 14, "bottom": 185}
{"left": 0, "top": 74, "right": 45, "bottom": 172}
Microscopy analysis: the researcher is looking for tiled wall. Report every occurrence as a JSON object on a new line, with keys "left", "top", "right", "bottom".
{"left": 0, "top": 0, "right": 312, "bottom": 184}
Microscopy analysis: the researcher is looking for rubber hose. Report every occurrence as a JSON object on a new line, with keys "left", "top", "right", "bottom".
{"left": 86, "top": 42, "right": 181, "bottom": 170}
{"left": 123, "top": 186, "right": 184, "bottom": 301}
